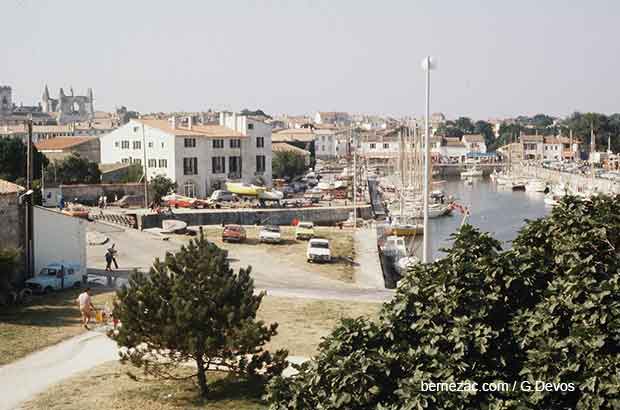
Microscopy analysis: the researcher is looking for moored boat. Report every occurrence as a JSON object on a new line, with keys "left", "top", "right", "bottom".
{"left": 525, "top": 179, "right": 547, "bottom": 192}
{"left": 460, "top": 166, "right": 483, "bottom": 178}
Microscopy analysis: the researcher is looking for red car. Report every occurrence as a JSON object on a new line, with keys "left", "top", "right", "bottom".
{"left": 222, "top": 225, "right": 247, "bottom": 242}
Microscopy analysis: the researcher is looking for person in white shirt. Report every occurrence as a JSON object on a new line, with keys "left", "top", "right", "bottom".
{"left": 76, "top": 288, "right": 96, "bottom": 330}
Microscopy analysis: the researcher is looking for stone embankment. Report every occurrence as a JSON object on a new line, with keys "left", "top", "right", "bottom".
{"left": 513, "top": 163, "right": 620, "bottom": 194}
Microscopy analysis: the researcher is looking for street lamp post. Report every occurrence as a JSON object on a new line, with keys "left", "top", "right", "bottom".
{"left": 421, "top": 56, "right": 436, "bottom": 263}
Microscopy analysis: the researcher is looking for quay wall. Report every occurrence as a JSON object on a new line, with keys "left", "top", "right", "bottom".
{"left": 513, "top": 164, "right": 620, "bottom": 194}
{"left": 137, "top": 205, "right": 373, "bottom": 230}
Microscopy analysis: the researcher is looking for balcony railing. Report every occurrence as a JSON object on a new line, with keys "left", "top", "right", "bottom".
{"left": 227, "top": 172, "right": 241, "bottom": 179}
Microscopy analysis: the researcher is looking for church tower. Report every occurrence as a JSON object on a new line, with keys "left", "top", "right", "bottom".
{"left": 41, "top": 84, "right": 50, "bottom": 112}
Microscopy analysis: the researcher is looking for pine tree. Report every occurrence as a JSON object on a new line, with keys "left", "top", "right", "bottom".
{"left": 111, "top": 230, "right": 288, "bottom": 398}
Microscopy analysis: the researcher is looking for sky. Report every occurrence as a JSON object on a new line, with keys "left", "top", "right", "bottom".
{"left": 1, "top": 0, "right": 619, "bottom": 119}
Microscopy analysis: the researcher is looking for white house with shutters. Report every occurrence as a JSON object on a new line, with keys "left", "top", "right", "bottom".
{"left": 99, "top": 112, "right": 272, "bottom": 198}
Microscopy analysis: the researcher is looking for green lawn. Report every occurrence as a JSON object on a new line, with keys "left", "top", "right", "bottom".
{"left": 0, "top": 288, "right": 115, "bottom": 365}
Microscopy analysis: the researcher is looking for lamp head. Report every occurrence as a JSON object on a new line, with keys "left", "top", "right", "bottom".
{"left": 421, "top": 56, "right": 437, "bottom": 71}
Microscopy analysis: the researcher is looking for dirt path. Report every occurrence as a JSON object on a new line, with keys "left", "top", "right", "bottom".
{"left": 0, "top": 325, "right": 309, "bottom": 410}
{"left": 0, "top": 329, "right": 117, "bottom": 410}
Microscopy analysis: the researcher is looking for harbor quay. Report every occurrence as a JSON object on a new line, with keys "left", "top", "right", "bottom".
{"left": 513, "top": 163, "right": 620, "bottom": 194}
{"left": 133, "top": 204, "right": 373, "bottom": 230}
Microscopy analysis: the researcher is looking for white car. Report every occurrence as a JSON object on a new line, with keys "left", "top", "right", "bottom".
{"left": 25, "top": 262, "right": 83, "bottom": 293}
{"left": 259, "top": 225, "right": 282, "bottom": 243}
{"left": 307, "top": 238, "right": 331, "bottom": 263}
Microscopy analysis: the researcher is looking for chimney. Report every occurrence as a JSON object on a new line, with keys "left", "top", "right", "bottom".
{"left": 219, "top": 111, "right": 225, "bottom": 126}
{"left": 232, "top": 112, "right": 238, "bottom": 132}
{"left": 170, "top": 116, "right": 177, "bottom": 129}
{"left": 188, "top": 116, "right": 193, "bottom": 130}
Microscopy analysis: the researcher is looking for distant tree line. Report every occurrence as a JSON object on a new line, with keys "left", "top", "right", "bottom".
{"left": 437, "top": 112, "right": 620, "bottom": 152}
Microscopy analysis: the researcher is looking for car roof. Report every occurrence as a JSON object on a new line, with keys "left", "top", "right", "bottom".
{"left": 309, "top": 238, "right": 329, "bottom": 243}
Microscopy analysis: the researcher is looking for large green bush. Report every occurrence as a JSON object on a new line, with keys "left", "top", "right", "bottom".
{"left": 267, "top": 195, "right": 620, "bottom": 410}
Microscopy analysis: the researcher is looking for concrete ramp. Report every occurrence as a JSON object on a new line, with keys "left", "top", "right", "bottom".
{"left": 354, "top": 227, "right": 385, "bottom": 289}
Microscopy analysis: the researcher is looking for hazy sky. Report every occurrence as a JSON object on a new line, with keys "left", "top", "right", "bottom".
{"left": 1, "top": 0, "right": 619, "bottom": 119}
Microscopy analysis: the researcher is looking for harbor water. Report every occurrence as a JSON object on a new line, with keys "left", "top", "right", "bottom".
{"left": 414, "top": 177, "right": 550, "bottom": 260}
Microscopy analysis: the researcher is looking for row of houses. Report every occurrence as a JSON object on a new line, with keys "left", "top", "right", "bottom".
{"left": 498, "top": 135, "right": 580, "bottom": 161}
{"left": 357, "top": 129, "right": 488, "bottom": 163}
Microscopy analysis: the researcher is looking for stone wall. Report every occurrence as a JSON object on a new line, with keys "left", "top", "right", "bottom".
{"left": 513, "top": 163, "right": 620, "bottom": 194}
{"left": 0, "top": 192, "right": 25, "bottom": 283}
{"left": 138, "top": 205, "right": 373, "bottom": 230}
{"left": 45, "top": 183, "right": 146, "bottom": 206}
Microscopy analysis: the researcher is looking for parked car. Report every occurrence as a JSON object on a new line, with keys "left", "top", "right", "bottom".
{"left": 291, "top": 181, "right": 307, "bottom": 192}
{"left": 295, "top": 221, "right": 315, "bottom": 240}
{"left": 25, "top": 262, "right": 83, "bottom": 293}
{"left": 222, "top": 224, "right": 247, "bottom": 242}
{"left": 306, "top": 238, "right": 331, "bottom": 263}
{"left": 259, "top": 225, "right": 282, "bottom": 243}
{"left": 281, "top": 186, "right": 295, "bottom": 198}
{"left": 210, "top": 190, "right": 237, "bottom": 203}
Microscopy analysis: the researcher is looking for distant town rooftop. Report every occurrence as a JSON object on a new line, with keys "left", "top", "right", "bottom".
{"left": 35, "top": 136, "right": 96, "bottom": 151}
{"left": 136, "top": 119, "right": 245, "bottom": 138}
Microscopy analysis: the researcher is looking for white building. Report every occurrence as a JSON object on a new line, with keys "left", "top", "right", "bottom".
{"left": 314, "top": 128, "right": 350, "bottom": 159}
{"left": 100, "top": 112, "right": 272, "bottom": 198}
{"left": 462, "top": 134, "right": 487, "bottom": 154}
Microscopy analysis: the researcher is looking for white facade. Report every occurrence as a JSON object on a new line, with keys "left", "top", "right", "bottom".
{"left": 314, "top": 129, "right": 346, "bottom": 159}
{"left": 33, "top": 206, "right": 87, "bottom": 276}
{"left": 100, "top": 113, "right": 272, "bottom": 198}
{"left": 462, "top": 135, "right": 487, "bottom": 154}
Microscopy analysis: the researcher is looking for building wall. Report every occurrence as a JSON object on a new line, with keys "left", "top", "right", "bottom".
{"left": 100, "top": 120, "right": 176, "bottom": 181}
{"left": 175, "top": 117, "right": 272, "bottom": 197}
{"left": 33, "top": 206, "right": 87, "bottom": 276}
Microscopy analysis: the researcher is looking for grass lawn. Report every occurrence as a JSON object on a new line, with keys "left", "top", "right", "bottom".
{"left": 258, "top": 296, "right": 381, "bottom": 357}
{"left": 19, "top": 296, "right": 381, "bottom": 409}
{"left": 20, "top": 362, "right": 267, "bottom": 410}
{"left": 196, "top": 225, "right": 356, "bottom": 282}
{"left": 0, "top": 287, "right": 116, "bottom": 365}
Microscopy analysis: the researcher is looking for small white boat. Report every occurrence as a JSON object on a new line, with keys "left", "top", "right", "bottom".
{"left": 490, "top": 170, "right": 501, "bottom": 181}
{"left": 161, "top": 219, "right": 188, "bottom": 234}
{"left": 395, "top": 256, "right": 420, "bottom": 274}
{"left": 381, "top": 235, "right": 408, "bottom": 258}
{"left": 496, "top": 175, "right": 511, "bottom": 186}
{"left": 465, "top": 177, "right": 473, "bottom": 186}
{"left": 525, "top": 179, "right": 547, "bottom": 192}
{"left": 461, "top": 167, "right": 483, "bottom": 178}
{"left": 510, "top": 178, "right": 527, "bottom": 191}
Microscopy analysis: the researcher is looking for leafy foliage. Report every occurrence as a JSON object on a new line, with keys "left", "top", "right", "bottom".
{"left": 149, "top": 174, "right": 176, "bottom": 203}
{"left": 0, "top": 137, "right": 48, "bottom": 182}
{"left": 47, "top": 154, "right": 101, "bottom": 184}
{"left": 112, "top": 231, "right": 288, "bottom": 398}
{"left": 272, "top": 151, "right": 306, "bottom": 179}
{"left": 0, "top": 247, "right": 21, "bottom": 306}
{"left": 119, "top": 163, "right": 143, "bottom": 183}
{"left": 561, "top": 112, "right": 620, "bottom": 152}
{"left": 267, "top": 196, "right": 620, "bottom": 410}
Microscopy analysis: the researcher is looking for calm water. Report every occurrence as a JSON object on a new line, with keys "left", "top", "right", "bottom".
{"left": 417, "top": 177, "right": 550, "bottom": 259}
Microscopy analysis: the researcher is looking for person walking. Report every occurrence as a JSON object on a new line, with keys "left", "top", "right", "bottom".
{"left": 105, "top": 249, "right": 113, "bottom": 272}
{"left": 76, "top": 288, "right": 96, "bottom": 330}
{"left": 108, "top": 243, "right": 119, "bottom": 269}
